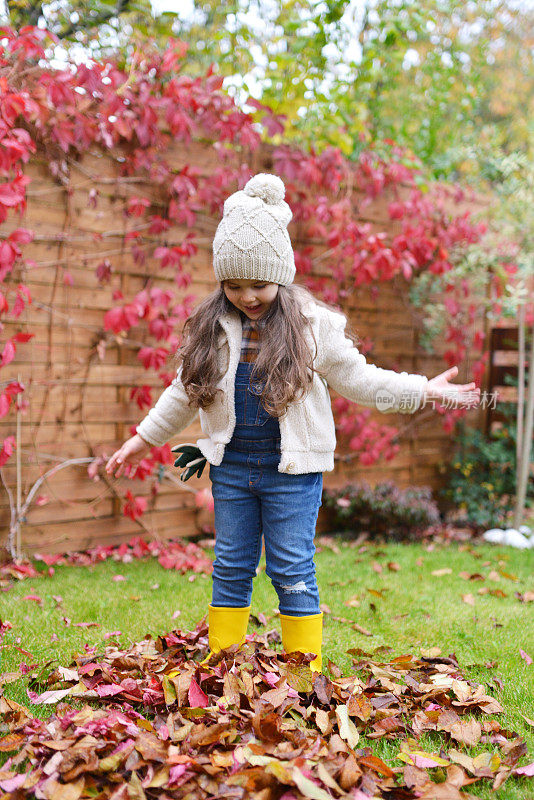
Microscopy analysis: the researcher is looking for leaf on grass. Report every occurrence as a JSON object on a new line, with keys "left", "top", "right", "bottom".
{"left": 461, "top": 593, "right": 475, "bottom": 606}
{"left": 420, "top": 646, "right": 441, "bottom": 657}
{"left": 0, "top": 672, "right": 22, "bottom": 686}
{"left": 2, "top": 617, "right": 529, "bottom": 800}
{"left": 514, "top": 761, "right": 534, "bottom": 776}
{"left": 27, "top": 687, "right": 73, "bottom": 704}
{"left": 22, "top": 594, "right": 43, "bottom": 604}
{"left": 347, "top": 693, "right": 373, "bottom": 722}
{"left": 316, "top": 761, "right": 343, "bottom": 792}
{"left": 398, "top": 748, "right": 449, "bottom": 768}
{"left": 358, "top": 754, "right": 394, "bottom": 777}
{"left": 73, "top": 621, "right": 100, "bottom": 628}
{"left": 338, "top": 754, "right": 362, "bottom": 790}
{"left": 0, "top": 774, "right": 27, "bottom": 793}
{"left": 418, "top": 782, "right": 464, "bottom": 799}
{"left": 449, "top": 719, "right": 482, "bottom": 746}
{"left": 103, "top": 630, "right": 122, "bottom": 640}
{"left": 472, "top": 751, "right": 500, "bottom": 772}
{"left": 519, "top": 649, "right": 532, "bottom": 666}
{"left": 354, "top": 623, "right": 373, "bottom": 636}
{"left": 0, "top": 733, "right": 25, "bottom": 752}
{"left": 431, "top": 568, "right": 452, "bottom": 576}
{"left": 459, "top": 572, "right": 484, "bottom": 581}
{"left": 335, "top": 704, "right": 359, "bottom": 749}
{"left": 498, "top": 569, "right": 518, "bottom": 581}
{"left": 367, "top": 588, "right": 385, "bottom": 598}
{"left": 57, "top": 666, "right": 79, "bottom": 681}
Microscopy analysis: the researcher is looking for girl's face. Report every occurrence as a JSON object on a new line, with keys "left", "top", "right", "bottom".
{"left": 222, "top": 279, "right": 279, "bottom": 320}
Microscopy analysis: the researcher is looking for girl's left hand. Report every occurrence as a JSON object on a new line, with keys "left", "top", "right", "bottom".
{"left": 425, "top": 366, "right": 481, "bottom": 409}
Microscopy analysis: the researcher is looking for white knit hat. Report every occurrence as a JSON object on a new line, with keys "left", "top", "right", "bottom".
{"left": 212, "top": 173, "right": 296, "bottom": 286}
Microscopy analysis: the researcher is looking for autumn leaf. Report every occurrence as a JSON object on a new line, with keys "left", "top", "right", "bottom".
{"left": 335, "top": 704, "right": 360, "bottom": 749}
{"left": 188, "top": 677, "right": 208, "bottom": 708}
{"left": 461, "top": 593, "right": 475, "bottom": 606}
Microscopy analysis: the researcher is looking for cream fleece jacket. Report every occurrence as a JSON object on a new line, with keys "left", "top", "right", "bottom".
{"left": 136, "top": 299, "right": 429, "bottom": 474}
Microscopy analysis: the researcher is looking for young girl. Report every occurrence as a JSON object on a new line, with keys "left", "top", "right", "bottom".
{"left": 105, "top": 173, "right": 480, "bottom": 672}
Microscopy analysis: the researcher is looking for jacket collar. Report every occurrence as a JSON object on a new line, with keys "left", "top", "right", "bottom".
{"left": 218, "top": 311, "right": 242, "bottom": 348}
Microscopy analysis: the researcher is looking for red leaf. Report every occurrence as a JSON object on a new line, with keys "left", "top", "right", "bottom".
{"left": 95, "top": 683, "right": 123, "bottom": 697}
{"left": 1, "top": 339, "right": 16, "bottom": 366}
{"left": 0, "top": 182, "right": 24, "bottom": 206}
{"left": 0, "top": 391, "right": 10, "bottom": 417}
{"left": 127, "top": 196, "right": 151, "bottom": 217}
{"left": 12, "top": 332, "right": 33, "bottom": 343}
{"left": 8, "top": 228, "right": 33, "bottom": 244}
{"left": 138, "top": 346, "right": 169, "bottom": 371}
{"left": 104, "top": 306, "right": 127, "bottom": 334}
{"left": 188, "top": 678, "right": 208, "bottom": 708}
{"left": 0, "top": 436, "right": 15, "bottom": 467}
{"left": 22, "top": 594, "right": 42, "bottom": 604}
{"left": 130, "top": 385, "right": 153, "bottom": 410}
{"left": 123, "top": 490, "right": 147, "bottom": 521}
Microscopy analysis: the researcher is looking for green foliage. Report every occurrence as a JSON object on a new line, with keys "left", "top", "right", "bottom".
{"left": 323, "top": 480, "right": 441, "bottom": 541}
{"left": 3, "top": 0, "right": 160, "bottom": 45}
{"left": 408, "top": 145, "right": 532, "bottom": 377}
{"left": 439, "top": 401, "right": 534, "bottom": 531}
{"left": 8, "top": 1, "right": 532, "bottom": 187}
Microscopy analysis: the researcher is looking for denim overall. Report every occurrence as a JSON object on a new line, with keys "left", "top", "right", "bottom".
{"left": 209, "top": 360, "right": 323, "bottom": 615}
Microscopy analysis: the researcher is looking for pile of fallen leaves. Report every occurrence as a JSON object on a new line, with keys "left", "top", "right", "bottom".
{"left": 0, "top": 536, "right": 213, "bottom": 591}
{"left": 1, "top": 623, "right": 532, "bottom": 799}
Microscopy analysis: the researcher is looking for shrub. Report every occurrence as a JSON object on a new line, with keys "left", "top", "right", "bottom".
{"left": 438, "top": 400, "right": 534, "bottom": 531}
{"left": 323, "top": 480, "right": 441, "bottom": 542}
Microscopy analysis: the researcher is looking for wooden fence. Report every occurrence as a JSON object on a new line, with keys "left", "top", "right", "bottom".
{"left": 486, "top": 322, "right": 533, "bottom": 437}
{"left": 0, "top": 140, "right": 492, "bottom": 554}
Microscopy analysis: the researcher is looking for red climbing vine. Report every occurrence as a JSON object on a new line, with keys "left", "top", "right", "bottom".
{"left": 0, "top": 27, "right": 511, "bottom": 542}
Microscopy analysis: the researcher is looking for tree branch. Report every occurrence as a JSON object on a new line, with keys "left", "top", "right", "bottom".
{"left": 59, "top": 0, "right": 132, "bottom": 40}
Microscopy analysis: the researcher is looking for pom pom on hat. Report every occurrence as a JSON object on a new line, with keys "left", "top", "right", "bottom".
{"left": 243, "top": 173, "right": 285, "bottom": 205}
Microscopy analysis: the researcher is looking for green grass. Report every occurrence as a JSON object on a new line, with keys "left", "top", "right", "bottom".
{"left": 1, "top": 540, "right": 533, "bottom": 798}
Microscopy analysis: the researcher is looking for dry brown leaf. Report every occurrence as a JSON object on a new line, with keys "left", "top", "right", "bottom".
{"left": 462, "top": 593, "right": 475, "bottom": 606}
{"left": 449, "top": 719, "right": 482, "bottom": 746}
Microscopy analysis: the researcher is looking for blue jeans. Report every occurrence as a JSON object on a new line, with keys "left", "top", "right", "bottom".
{"left": 209, "top": 361, "right": 323, "bottom": 615}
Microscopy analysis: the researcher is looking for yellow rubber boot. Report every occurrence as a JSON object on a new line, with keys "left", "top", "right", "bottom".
{"left": 280, "top": 612, "right": 323, "bottom": 673}
{"left": 201, "top": 605, "right": 251, "bottom": 663}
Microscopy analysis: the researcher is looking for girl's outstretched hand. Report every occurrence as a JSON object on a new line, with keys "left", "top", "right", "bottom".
{"left": 425, "top": 366, "right": 481, "bottom": 409}
{"left": 105, "top": 434, "right": 151, "bottom": 479}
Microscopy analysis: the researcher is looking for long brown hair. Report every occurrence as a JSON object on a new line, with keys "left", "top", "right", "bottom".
{"left": 174, "top": 282, "right": 360, "bottom": 417}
